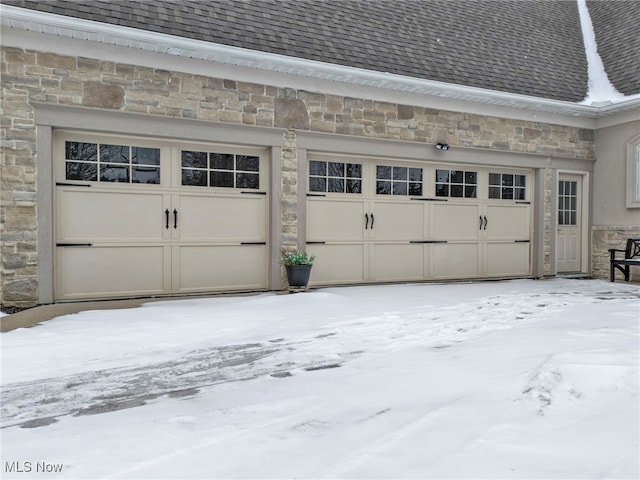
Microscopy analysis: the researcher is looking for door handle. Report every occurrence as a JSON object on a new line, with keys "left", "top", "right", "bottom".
{"left": 365, "top": 213, "right": 369, "bottom": 230}
{"left": 483, "top": 215, "right": 488, "bottom": 230}
{"left": 173, "top": 209, "right": 178, "bottom": 229}
{"left": 370, "top": 213, "right": 374, "bottom": 230}
{"left": 165, "top": 209, "right": 170, "bottom": 229}
{"left": 479, "top": 215, "right": 483, "bottom": 230}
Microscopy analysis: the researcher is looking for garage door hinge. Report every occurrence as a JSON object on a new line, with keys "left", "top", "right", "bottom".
{"left": 56, "top": 243, "right": 93, "bottom": 247}
{"left": 306, "top": 241, "right": 326, "bottom": 244}
{"left": 306, "top": 193, "right": 326, "bottom": 197}
{"left": 514, "top": 240, "right": 530, "bottom": 243}
{"left": 515, "top": 201, "right": 531, "bottom": 204}
{"left": 241, "top": 191, "right": 267, "bottom": 195}
{"left": 409, "top": 240, "right": 448, "bottom": 244}
{"left": 240, "top": 242, "right": 266, "bottom": 245}
{"left": 411, "top": 197, "right": 448, "bottom": 202}
{"left": 56, "top": 182, "right": 92, "bottom": 187}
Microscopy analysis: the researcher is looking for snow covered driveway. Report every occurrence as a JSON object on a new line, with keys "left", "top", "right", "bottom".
{"left": 1, "top": 278, "right": 639, "bottom": 479}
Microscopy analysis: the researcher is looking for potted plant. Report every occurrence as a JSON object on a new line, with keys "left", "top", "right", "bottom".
{"left": 282, "top": 250, "right": 315, "bottom": 289}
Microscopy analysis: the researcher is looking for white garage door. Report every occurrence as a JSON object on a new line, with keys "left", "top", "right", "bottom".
{"left": 306, "top": 155, "right": 531, "bottom": 285}
{"left": 54, "top": 132, "right": 268, "bottom": 301}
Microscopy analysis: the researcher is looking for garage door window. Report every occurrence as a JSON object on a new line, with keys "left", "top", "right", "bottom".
{"left": 65, "top": 141, "right": 160, "bottom": 184}
{"left": 182, "top": 151, "right": 260, "bottom": 189}
{"left": 489, "top": 173, "right": 526, "bottom": 200}
{"left": 309, "top": 160, "right": 362, "bottom": 193}
{"left": 435, "top": 169, "right": 477, "bottom": 198}
{"left": 376, "top": 165, "right": 423, "bottom": 196}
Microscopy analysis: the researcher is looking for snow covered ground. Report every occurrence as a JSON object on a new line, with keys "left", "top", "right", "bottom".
{"left": 1, "top": 278, "right": 638, "bottom": 479}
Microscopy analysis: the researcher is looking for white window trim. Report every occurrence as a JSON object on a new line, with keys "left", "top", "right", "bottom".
{"left": 627, "top": 134, "right": 640, "bottom": 208}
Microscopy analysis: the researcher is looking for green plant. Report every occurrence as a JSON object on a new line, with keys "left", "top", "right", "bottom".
{"left": 282, "top": 250, "right": 315, "bottom": 266}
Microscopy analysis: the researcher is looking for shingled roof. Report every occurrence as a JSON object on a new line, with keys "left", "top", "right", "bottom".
{"left": 3, "top": 0, "right": 638, "bottom": 103}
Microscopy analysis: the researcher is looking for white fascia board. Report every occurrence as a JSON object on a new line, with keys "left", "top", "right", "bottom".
{"left": 1, "top": 4, "right": 637, "bottom": 128}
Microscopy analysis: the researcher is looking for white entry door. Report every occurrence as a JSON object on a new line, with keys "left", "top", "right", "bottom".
{"left": 557, "top": 175, "right": 582, "bottom": 272}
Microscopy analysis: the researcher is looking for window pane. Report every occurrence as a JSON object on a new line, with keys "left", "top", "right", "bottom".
{"left": 377, "top": 165, "right": 391, "bottom": 179}
{"left": 182, "top": 169, "right": 208, "bottom": 186}
{"left": 133, "top": 166, "right": 160, "bottom": 184}
{"left": 515, "top": 175, "right": 526, "bottom": 187}
{"left": 436, "top": 170, "right": 449, "bottom": 183}
{"left": 465, "top": 186, "right": 477, "bottom": 198}
{"left": 489, "top": 186, "right": 500, "bottom": 199}
{"left": 451, "top": 184, "right": 463, "bottom": 197}
{"left": 465, "top": 171, "right": 477, "bottom": 184}
{"left": 210, "top": 153, "right": 234, "bottom": 170}
{"left": 409, "top": 182, "right": 422, "bottom": 196}
{"left": 502, "top": 174, "right": 514, "bottom": 186}
{"left": 377, "top": 180, "right": 391, "bottom": 194}
{"left": 570, "top": 182, "right": 577, "bottom": 195}
{"left": 346, "top": 179, "right": 362, "bottom": 194}
{"left": 502, "top": 187, "right": 514, "bottom": 199}
{"left": 66, "top": 162, "right": 97, "bottom": 181}
{"left": 100, "top": 164, "right": 129, "bottom": 182}
{"left": 236, "top": 155, "right": 260, "bottom": 172}
{"left": 450, "top": 171, "right": 463, "bottom": 183}
{"left": 515, "top": 188, "right": 526, "bottom": 200}
{"left": 570, "top": 196, "right": 577, "bottom": 211}
{"left": 328, "top": 162, "right": 345, "bottom": 177}
{"left": 66, "top": 142, "right": 97, "bottom": 161}
{"left": 328, "top": 177, "right": 344, "bottom": 192}
{"left": 309, "top": 177, "right": 326, "bottom": 192}
{"left": 211, "top": 171, "right": 234, "bottom": 187}
{"left": 489, "top": 173, "right": 500, "bottom": 186}
{"left": 393, "top": 182, "right": 407, "bottom": 195}
{"left": 236, "top": 172, "right": 259, "bottom": 189}
{"left": 435, "top": 184, "right": 449, "bottom": 196}
{"left": 409, "top": 168, "right": 422, "bottom": 182}
{"left": 570, "top": 212, "right": 577, "bottom": 225}
{"left": 133, "top": 147, "right": 160, "bottom": 165}
{"left": 393, "top": 167, "right": 407, "bottom": 181}
{"left": 558, "top": 211, "right": 565, "bottom": 225}
{"left": 309, "top": 161, "right": 326, "bottom": 176}
{"left": 101, "top": 144, "right": 129, "bottom": 164}
{"left": 182, "top": 150, "right": 208, "bottom": 168}
{"left": 346, "top": 163, "right": 362, "bottom": 178}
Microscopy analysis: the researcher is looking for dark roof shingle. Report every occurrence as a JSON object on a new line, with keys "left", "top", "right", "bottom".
{"left": 7, "top": 0, "right": 633, "bottom": 102}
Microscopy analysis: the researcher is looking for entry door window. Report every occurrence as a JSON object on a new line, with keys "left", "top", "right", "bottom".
{"left": 558, "top": 181, "right": 578, "bottom": 225}
{"left": 309, "top": 160, "right": 362, "bottom": 193}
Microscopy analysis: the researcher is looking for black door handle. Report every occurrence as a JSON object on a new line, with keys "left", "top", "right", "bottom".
{"left": 165, "top": 209, "right": 170, "bottom": 229}
{"left": 483, "top": 215, "right": 488, "bottom": 230}
{"left": 365, "top": 213, "right": 369, "bottom": 230}
{"left": 479, "top": 215, "right": 483, "bottom": 230}
{"left": 173, "top": 209, "right": 178, "bottom": 229}
{"left": 370, "top": 213, "right": 374, "bottom": 229}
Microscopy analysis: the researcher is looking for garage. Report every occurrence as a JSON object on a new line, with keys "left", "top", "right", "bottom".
{"left": 306, "top": 154, "right": 532, "bottom": 285}
{"left": 54, "top": 131, "right": 269, "bottom": 301}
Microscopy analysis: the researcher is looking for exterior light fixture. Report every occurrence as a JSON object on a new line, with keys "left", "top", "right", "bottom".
{"left": 435, "top": 143, "right": 450, "bottom": 151}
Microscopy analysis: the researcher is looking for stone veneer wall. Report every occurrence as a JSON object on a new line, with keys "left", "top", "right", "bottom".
{"left": 592, "top": 226, "right": 640, "bottom": 281}
{"left": 1, "top": 46, "right": 596, "bottom": 306}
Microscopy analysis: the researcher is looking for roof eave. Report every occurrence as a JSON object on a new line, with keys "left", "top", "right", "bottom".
{"left": 1, "top": 5, "right": 637, "bottom": 121}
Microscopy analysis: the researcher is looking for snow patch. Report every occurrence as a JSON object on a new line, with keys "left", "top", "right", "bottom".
{"left": 576, "top": 0, "right": 638, "bottom": 105}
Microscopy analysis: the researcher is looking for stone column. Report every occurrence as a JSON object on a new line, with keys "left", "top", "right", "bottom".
{"left": 281, "top": 128, "right": 299, "bottom": 254}
{"left": 543, "top": 159, "right": 554, "bottom": 275}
